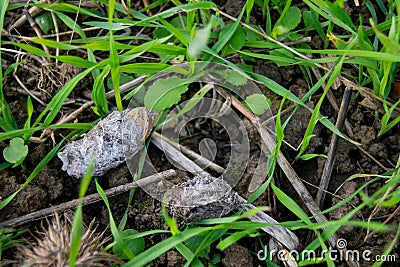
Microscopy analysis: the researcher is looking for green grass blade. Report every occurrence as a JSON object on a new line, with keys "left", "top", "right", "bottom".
{"left": 95, "top": 180, "right": 135, "bottom": 259}
{"left": 119, "top": 63, "right": 170, "bottom": 74}
{"left": 159, "top": 17, "right": 189, "bottom": 46}
{"left": 305, "top": 203, "right": 365, "bottom": 251}
{"left": 372, "top": 222, "right": 400, "bottom": 267}
{"left": 54, "top": 11, "right": 87, "bottom": 41}
{"left": 36, "top": 3, "right": 103, "bottom": 19}
{"left": 81, "top": 40, "right": 135, "bottom": 51}
{"left": 108, "top": 0, "right": 122, "bottom": 111}
{"left": 217, "top": 229, "right": 254, "bottom": 250}
{"left": 69, "top": 159, "right": 95, "bottom": 267}
{"left": 92, "top": 66, "right": 110, "bottom": 116}
{"left": 299, "top": 48, "right": 400, "bottom": 62}
{"left": 83, "top": 21, "right": 133, "bottom": 31}
{"left": 11, "top": 42, "right": 50, "bottom": 57}
{"left": 147, "top": 43, "right": 186, "bottom": 55}
{"left": 0, "top": 0, "right": 17, "bottom": 130}
{"left": 3, "top": 60, "right": 26, "bottom": 79}
{"left": 11, "top": 42, "right": 96, "bottom": 67}
{"left": 33, "top": 66, "right": 95, "bottom": 128}
{"left": 122, "top": 227, "right": 214, "bottom": 267}
{"left": 271, "top": 183, "right": 313, "bottom": 224}
{"left": 127, "top": 2, "right": 218, "bottom": 27}
{"left": 251, "top": 72, "right": 359, "bottom": 146}
{"left": 54, "top": 55, "right": 95, "bottom": 68}
{"left": 297, "top": 55, "right": 345, "bottom": 158}
{"left": 30, "top": 37, "right": 78, "bottom": 50}
{"left": 210, "top": 5, "right": 245, "bottom": 54}
{"left": 0, "top": 123, "right": 92, "bottom": 141}
{"left": 239, "top": 50, "right": 297, "bottom": 65}
{"left": 184, "top": 229, "right": 226, "bottom": 267}
{"left": 175, "top": 243, "right": 204, "bottom": 267}
{"left": 245, "top": 0, "right": 255, "bottom": 24}
{"left": 303, "top": 0, "right": 356, "bottom": 34}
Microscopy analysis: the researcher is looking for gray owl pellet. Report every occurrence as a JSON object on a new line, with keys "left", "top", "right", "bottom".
{"left": 58, "top": 108, "right": 155, "bottom": 178}
{"left": 165, "top": 174, "right": 299, "bottom": 250}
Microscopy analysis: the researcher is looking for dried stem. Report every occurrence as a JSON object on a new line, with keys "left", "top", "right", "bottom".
{"left": 13, "top": 73, "right": 46, "bottom": 105}
{"left": 0, "top": 169, "right": 176, "bottom": 228}
{"left": 22, "top": 8, "right": 50, "bottom": 61}
{"left": 151, "top": 133, "right": 299, "bottom": 250}
{"left": 216, "top": 87, "right": 359, "bottom": 267}
{"left": 311, "top": 67, "right": 354, "bottom": 138}
{"left": 152, "top": 132, "right": 225, "bottom": 174}
{"left": 316, "top": 87, "right": 353, "bottom": 207}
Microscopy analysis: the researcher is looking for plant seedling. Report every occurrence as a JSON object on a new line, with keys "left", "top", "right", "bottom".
{"left": 3, "top": 137, "right": 28, "bottom": 165}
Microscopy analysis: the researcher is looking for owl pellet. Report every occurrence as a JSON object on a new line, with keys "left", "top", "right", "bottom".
{"left": 58, "top": 108, "right": 156, "bottom": 178}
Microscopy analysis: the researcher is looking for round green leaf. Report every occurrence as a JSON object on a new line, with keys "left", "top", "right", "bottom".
{"left": 3, "top": 137, "right": 28, "bottom": 164}
{"left": 273, "top": 7, "right": 301, "bottom": 37}
{"left": 144, "top": 76, "right": 189, "bottom": 110}
{"left": 244, "top": 94, "right": 272, "bottom": 115}
{"left": 113, "top": 229, "right": 145, "bottom": 260}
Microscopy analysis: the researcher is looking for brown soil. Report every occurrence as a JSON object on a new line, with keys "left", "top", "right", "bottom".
{"left": 1, "top": 1, "right": 399, "bottom": 267}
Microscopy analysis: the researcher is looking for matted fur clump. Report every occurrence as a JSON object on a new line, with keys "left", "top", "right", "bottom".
{"left": 17, "top": 214, "right": 119, "bottom": 267}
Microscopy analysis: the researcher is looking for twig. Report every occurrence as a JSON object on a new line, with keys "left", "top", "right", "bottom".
{"left": 0, "top": 170, "right": 176, "bottom": 228}
{"left": 61, "top": 75, "right": 147, "bottom": 124}
{"left": 0, "top": 48, "right": 27, "bottom": 55}
{"left": 316, "top": 87, "right": 353, "bottom": 207}
{"left": 152, "top": 132, "right": 225, "bottom": 174}
{"left": 7, "top": 0, "right": 96, "bottom": 31}
{"left": 47, "top": 0, "right": 60, "bottom": 63}
{"left": 311, "top": 67, "right": 354, "bottom": 138}
{"left": 13, "top": 73, "right": 46, "bottom": 106}
{"left": 311, "top": 68, "right": 389, "bottom": 171}
{"left": 121, "top": 0, "right": 133, "bottom": 19}
{"left": 151, "top": 133, "right": 207, "bottom": 175}
{"left": 311, "top": 64, "right": 389, "bottom": 171}
{"left": 364, "top": 204, "right": 400, "bottom": 241}
{"left": 142, "top": 0, "right": 153, "bottom": 16}
{"left": 22, "top": 8, "right": 50, "bottom": 60}
{"left": 8, "top": 3, "right": 43, "bottom": 32}
{"left": 216, "top": 87, "right": 359, "bottom": 267}
{"left": 10, "top": 86, "right": 41, "bottom": 98}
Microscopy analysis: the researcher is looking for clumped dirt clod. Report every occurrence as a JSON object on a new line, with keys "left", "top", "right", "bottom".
{"left": 222, "top": 243, "right": 253, "bottom": 267}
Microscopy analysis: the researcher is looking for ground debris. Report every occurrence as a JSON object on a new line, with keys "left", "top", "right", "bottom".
{"left": 165, "top": 174, "right": 239, "bottom": 222}
{"left": 58, "top": 108, "right": 156, "bottom": 178}
{"left": 165, "top": 174, "right": 299, "bottom": 251}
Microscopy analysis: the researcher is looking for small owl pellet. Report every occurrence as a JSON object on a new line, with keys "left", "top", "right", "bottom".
{"left": 165, "top": 174, "right": 299, "bottom": 250}
{"left": 58, "top": 108, "right": 156, "bottom": 178}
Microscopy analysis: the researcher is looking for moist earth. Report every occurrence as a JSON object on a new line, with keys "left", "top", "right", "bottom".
{"left": 1, "top": 1, "right": 399, "bottom": 266}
